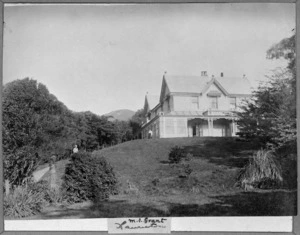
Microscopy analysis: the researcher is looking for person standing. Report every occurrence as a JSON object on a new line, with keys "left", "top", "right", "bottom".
{"left": 148, "top": 129, "right": 153, "bottom": 139}
{"left": 73, "top": 145, "right": 79, "bottom": 154}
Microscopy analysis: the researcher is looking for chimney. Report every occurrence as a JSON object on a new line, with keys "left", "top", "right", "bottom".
{"left": 201, "top": 71, "right": 207, "bottom": 76}
{"left": 220, "top": 72, "right": 224, "bottom": 77}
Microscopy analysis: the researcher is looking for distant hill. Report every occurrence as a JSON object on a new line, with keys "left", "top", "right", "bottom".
{"left": 104, "top": 109, "right": 135, "bottom": 121}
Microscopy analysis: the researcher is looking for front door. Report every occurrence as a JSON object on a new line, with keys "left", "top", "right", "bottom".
{"left": 192, "top": 126, "right": 197, "bottom": 136}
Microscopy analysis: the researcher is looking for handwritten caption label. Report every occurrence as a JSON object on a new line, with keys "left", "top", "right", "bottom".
{"left": 108, "top": 217, "right": 171, "bottom": 233}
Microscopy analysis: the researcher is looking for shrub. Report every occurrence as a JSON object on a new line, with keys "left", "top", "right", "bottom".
{"left": 236, "top": 149, "right": 283, "bottom": 190}
{"left": 169, "top": 146, "right": 185, "bottom": 164}
{"left": 4, "top": 146, "right": 40, "bottom": 186}
{"left": 62, "top": 152, "right": 118, "bottom": 203}
{"left": 27, "top": 180, "right": 66, "bottom": 206}
{"left": 4, "top": 184, "right": 45, "bottom": 218}
{"left": 178, "top": 163, "right": 193, "bottom": 178}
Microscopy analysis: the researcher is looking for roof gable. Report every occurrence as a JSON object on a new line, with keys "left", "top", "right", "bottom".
{"left": 144, "top": 94, "right": 160, "bottom": 112}
{"left": 215, "top": 76, "right": 252, "bottom": 95}
{"left": 159, "top": 76, "right": 170, "bottom": 102}
{"left": 201, "top": 78, "right": 229, "bottom": 96}
{"left": 163, "top": 74, "right": 211, "bottom": 94}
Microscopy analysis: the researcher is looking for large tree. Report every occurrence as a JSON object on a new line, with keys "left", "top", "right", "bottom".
{"left": 237, "top": 33, "right": 296, "bottom": 153}
{"left": 3, "top": 78, "right": 118, "bottom": 185}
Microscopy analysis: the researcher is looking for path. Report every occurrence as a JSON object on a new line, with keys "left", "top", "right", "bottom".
{"left": 32, "top": 166, "right": 50, "bottom": 182}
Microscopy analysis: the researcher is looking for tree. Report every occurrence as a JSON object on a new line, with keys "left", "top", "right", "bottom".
{"left": 129, "top": 108, "right": 146, "bottom": 138}
{"left": 237, "top": 33, "right": 296, "bottom": 153}
{"left": 113, "top": 120, "right": 133, "bottom": 143}
{"left": 3, "top": 78, "right": 118, "bottom": 185}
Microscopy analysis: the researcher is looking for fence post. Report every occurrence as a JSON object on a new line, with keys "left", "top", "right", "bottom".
{"left": 49, "top": 155, "right": 57, "bottom": 190}
{"left": 5, "top": 179, "right": 10, "bottom": 196}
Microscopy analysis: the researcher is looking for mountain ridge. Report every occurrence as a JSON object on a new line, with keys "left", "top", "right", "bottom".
{"left": 104, "top": 109, "right": 135, "bottom": 121}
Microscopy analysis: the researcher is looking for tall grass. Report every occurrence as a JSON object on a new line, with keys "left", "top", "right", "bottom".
{"left": 237, "top": 149, "right": 283, "bottom": 190}
{"left": 4, "top": 184, "right": 45, "bottom": 218}
{"left": 4, "top": 180, "right": 67, "bottom": 218}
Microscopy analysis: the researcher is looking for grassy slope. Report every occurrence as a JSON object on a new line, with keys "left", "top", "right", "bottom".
{"left": 34, "top": 137, "right": 296, "bottom": 218}
{"left": 96, "top": 137, "right": 256, "bottom": 194}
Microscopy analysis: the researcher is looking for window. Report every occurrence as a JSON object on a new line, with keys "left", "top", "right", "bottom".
{"left": 209, "top": 97, "right": 218, "bottom": 109}
{"left": 191, "top": 97, "right": 198, "bottom": 109}
{"left": 230, "top": 97, "right": 237, "bottom": 110}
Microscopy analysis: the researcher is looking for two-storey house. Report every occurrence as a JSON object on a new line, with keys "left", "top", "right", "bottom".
{"left": 141, "top": 71, "right": 252, "bottom": 138}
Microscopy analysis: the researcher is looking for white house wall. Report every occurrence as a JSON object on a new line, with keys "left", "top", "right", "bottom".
{"left": 173, "top": 96, "right": 199, "bottom": 111}
{"left": 160, "top": 116, "right": 188, "bottom": 138}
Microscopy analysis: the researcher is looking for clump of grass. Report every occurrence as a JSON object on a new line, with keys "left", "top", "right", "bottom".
{"left": 4, "top": 184, "right": 45, "bottom": 218}
{"left": 236, "top": 149, "right": 283, "bottom": 190}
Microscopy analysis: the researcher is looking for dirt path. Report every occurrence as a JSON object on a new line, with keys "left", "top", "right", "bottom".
{"left": 32, "top": 166, "right": 50, "bottom": 182}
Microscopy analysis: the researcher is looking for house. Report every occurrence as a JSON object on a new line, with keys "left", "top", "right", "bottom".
{"left": 141, "top": 71, "right": 252, "bottom": 138}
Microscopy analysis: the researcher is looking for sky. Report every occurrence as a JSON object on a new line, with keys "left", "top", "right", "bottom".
{"left": 3, "top": 3, "right": 295, "bottom": 115}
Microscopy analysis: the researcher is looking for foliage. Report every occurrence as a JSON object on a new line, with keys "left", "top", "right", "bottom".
{"left": 129, "top": 109, "right": 146, "bottom": 138}
{"left": 169, "top": 146, "right": 186, "bottom": 164}
{"left": 27, "top": 180, "right": 66, "bottom": 206}
{"left": 178, "top": 163, "right": 193, "bottom": 178}
{"left": 237, "top": 33, "right": 296, "bottom": 152}
{"left": 112, "top": 120, "right": 133, "bottom": 144}
{"left": 4, "top": 146, "right": 39, "bottom": 186}
{"left": 267, "top": 33, "right": 295, "bottom": 71}
{"left": 3, "top": 78, "right": 121, "bottom": 185}
{"left": 62, "top": 152, "right": 118, "bottom": 203}
{"left": 236, "top": 149, "right": 283, "bottom": 190}
{"left": 4, "top": 183, "right": 45, "bottom": 218}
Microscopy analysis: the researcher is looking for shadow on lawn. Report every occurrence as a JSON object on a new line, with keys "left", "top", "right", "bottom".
{"left": 39, "top": 190, "right": 297, "bottom": 219}
{"left": 183, "top": 138, "right": 259, "bottom": 168}
{"left": 38, "top": 200, "right": 167, "bottom": 219}
{"left": 167, "top": 190, "right": 297, "bottom": 216}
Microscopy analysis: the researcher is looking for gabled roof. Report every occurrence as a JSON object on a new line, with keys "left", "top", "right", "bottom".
{"left": 164, "top": 74, "right": 211, "bottom": 94}
{"left": 144, "top": 94, "right": 160, "bottom": 112}
{"left": 215, "top": 76, "right": 252, "bottom": 95}
{"left": 162, "top": 74, "right": 252, "bottom": 96}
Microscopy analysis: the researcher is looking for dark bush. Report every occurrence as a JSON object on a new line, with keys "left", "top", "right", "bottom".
{"left": 62, "top": 152, "right": 118, "bottom": 203}
{"left": 4, "top": 146, "right": 40, "bottom": 186}
{"left": 169, "top": 146, "right": 185, "bottom": 164}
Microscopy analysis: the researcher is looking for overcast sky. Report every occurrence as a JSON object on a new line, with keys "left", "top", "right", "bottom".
{"left": 3, "top": 3, "right": 295, "bottom": 115}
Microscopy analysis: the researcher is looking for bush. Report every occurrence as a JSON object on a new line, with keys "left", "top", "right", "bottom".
{"left": 27, "top": 180, "right": 66, "bottom": 206}
{"left": 236, "top": 149, "right": 283, "bottom": 190}
{"left": 4, "top": 146, "right": 40, "bottom": 186}
{"left": 62, "top": 152, "right": 118, "bottom": 203}
{"left": 169, "top": 146, "right": 185, "bottom": 164}
{"left": 4, "top": 184, "right": 45, "bottom": 218}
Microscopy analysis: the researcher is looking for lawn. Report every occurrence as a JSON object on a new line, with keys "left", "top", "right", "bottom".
{"left": 31, "top": 137, "right": 297, "bottom": 219}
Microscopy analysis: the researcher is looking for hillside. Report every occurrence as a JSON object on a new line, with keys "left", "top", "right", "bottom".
{"left": 104, "top": 109, "right": 135, "bottom": 121}
{"left": 35, "top": 137, "right": 296, "bottom": 219}
{"left": 90, "top": 137, "right": 296, "bottom": 216}
{"left": 97, "top": 137, "right": 256, "bottom": 194}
